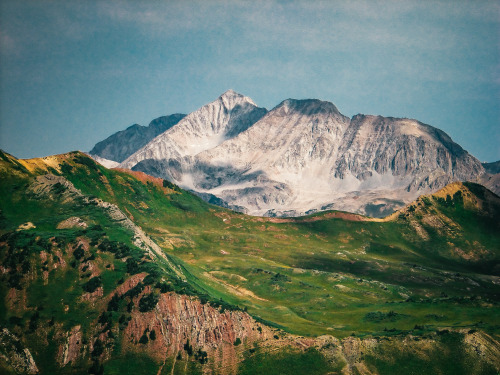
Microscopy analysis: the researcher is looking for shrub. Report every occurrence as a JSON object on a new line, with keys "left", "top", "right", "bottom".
{"left": 163, "top": 179, "right": 179, "bottom": 191}
{"left": 124, "top": 282, "right": 144, "bottom": 299}
{"left": 139, "top": 292, "right": 159, "bottom": 312}
{"left": 184, "top": 339, "right": 193, "bottom": 356}
{"left": 270, "top": 273, "right": 290, "bottom": 284}
{"left": 149, "top": 330, "right": 156, "bottom": 340}
{"left": 195, "top": 348, "right": 208, "bottom": 364}
{"left": 83, "top": 276, "right": 102, "bottom": 293}
{"left": 91, "top": 339, "right": 104, "bottom": 357}
{"left": 52, "top": 182, "right": 67, "bottom": 195}
{"left": 126, "top": 257, "right": 140, "bottom": 274}
{"left": 155, "top": 282, "right": 173, "bottom": 293}
{"left": 60, "top": 163, "right": 73, "bottom": 175}
{"left": 73, "top": 154, "right": 98, "bottom": 171}
{"left": 28, "top": 312, "right": 39, "bottom": 332}
{"left": 107, "top": 294, "right": 121, "bottom": 312}
{"left": 139, "top": 332, "right": 149, "bottom": 344}
{"left": 142, "top": 274, "right": 156, "bottom": 286}
{"left": 88, "top": 361, "right": 104, "bottom": 375}
{"left": 73, "top": 245, "right": 85, "bottom": 260}
{"left": 8, "top": 316, "right": 22, "bottom": 326}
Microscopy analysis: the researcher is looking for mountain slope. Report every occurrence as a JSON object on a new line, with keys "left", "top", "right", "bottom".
{"left": 89, "top": 113, "right": 186, "bottom": 163}
{"left": 1, "top": 150, "right": 499, "bottom": 374}
{"left": 483, "top": 160, "right": 500, "bottom": 174}
{"left": 116, "top": 91, "right": 486, "bottom": 217}
{"left": 120, "top": 90, "right": 268, "bottom": 181}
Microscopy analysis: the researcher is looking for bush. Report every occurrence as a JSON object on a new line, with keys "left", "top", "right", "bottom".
{"left": 73, "top": 154, "right": 99, "bottom": 171}
{"left": 155, "top": 282, "right": 173, "bottom": 293}
{"left": 83, "top": 276, "right": 102, "bottom": 293}
{"left": 142, "top": 274, "right": 156, "bottom": 286}
{"left": 124, "top": 282, "right": 144, "bottom": 299}
{"left": 270, "top": 273, "right": 290, "bottom": 284}
{"left": 28, "top": 312, "right": 39, "bottom": 332}
{"left": 126, "top": 257, "right": 140, "bottom": 274}
{"left": 139, "top": 331, "right": 149, "bottom": 344}
{"left": 184, "top": 339, "right": 193, "bottom": 356}
{"left": 60, "top": 163, "right": 73, "bottom": 175}
{"left": 91, "top": 339, "right": 104, "bottom": 357}
{"left": 364, "top": 311, "right": 404, "bottom": 323}
{"left": 149, "top": 329, "right": 156, "bottom": 340}
{"left": 8, "top": 316, "right": 22, "bottom": 326}
{"left": 73, "top": 245, "right": 85, "bottom": 260}
{"left": 234, "top": 338, "right": 242, "bottom": 346}
{"left": 52, "top": 182, "right": 67, "bottom": 194}
{"left": 195, "top": 348, "right": 208, "bottom": 364}
{"left": 98, "top": 312, "right": 112, "bottom": 324}
{"left": 107, "top": 294, "right": 121, "bottom": 312}
{"left": 98, "top": 239, "right": 131, "bottom": 259}
{"left": 139, "top": 292, "right": 159, "bottom": 312}
{"left": 163, "top": 179, "right": 179, "bottom": 191}
{"left": 88, "top": 361, "right": 104, "bottom": 375}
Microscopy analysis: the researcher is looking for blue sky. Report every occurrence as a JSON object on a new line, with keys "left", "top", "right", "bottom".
{"left": 0, "top": 0, "right": 499, "bottom": 161}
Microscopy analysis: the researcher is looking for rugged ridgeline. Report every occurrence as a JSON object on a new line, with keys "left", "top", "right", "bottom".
{"left": 89, "top": 114, "right": 186, "bottom": 166}
{"left": 88, "top": 90, "right": 497, "bottom": 217}
{"left": 1, "top": 151, "right": 499, "bottom": 374}
{"left": 119, "top": 90, "right": 268, "bottom": 176}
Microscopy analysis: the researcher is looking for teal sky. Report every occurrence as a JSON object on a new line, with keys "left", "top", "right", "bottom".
{"left": 0, "top": 0, "right": 499, "bottom": 161}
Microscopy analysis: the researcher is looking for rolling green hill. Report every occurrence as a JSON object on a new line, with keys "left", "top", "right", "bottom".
{"left": 0, "top": 150, "right": 499, "bottom": 374}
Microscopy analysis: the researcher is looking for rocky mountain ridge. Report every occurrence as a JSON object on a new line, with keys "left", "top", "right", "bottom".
{"left": 90, "top": 113, "right": 186, "bottom": 163}
{"left": 90, "top": 90, "right": 495, "bottom": 217}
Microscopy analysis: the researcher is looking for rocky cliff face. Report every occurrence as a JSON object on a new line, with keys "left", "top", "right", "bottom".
{"left": 110, "top": 91, "right": 486, "bottom": 217}
{"left": 90, "top": 114, "right": 186, "bottom": 163}
{"left": 120, "top": 90, "right": 268, "bottom": 181}
{"left": 0, "top": 328, "right": 39, "bottom": 374}
{"left": 118, "top": 279, "right": 275, "bottom": 374}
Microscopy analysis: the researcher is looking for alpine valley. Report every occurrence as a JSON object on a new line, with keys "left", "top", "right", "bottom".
{"left": 1, "top": 91, "right": 499, "bottom": 375}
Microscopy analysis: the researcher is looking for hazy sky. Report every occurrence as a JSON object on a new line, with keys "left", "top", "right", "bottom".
{"left": 0, "top": 0, "right": 499, "bottom": 161}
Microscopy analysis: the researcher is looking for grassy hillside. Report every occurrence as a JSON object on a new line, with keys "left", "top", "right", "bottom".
{"left": 0, "top": 150, "right": 499, "bottom": 374}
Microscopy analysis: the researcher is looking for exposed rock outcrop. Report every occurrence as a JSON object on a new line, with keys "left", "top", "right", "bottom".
{"left": 90, "top": 114, "right": 186, "bottom": 163}
{"left": 120, "top": 90, "right": 268, "bottom": 177}
{"left": 56, "top": 217, "right": 88, "bottom": 229}
{"left": 123, "top": 291, "right": 274, "bottom": 374}
{"left": 0, "top": 328, "right": 39, "bottom": 374}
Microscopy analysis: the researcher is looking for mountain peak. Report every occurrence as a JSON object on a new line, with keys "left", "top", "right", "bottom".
{"left": 218, "top": 89, "right": 257, "bottom": 110}
{"left": 220, "top": 89, "right": 239, "bottom": 97}
{"left": 275, "top": 98, "right": 341, "bottom": 117}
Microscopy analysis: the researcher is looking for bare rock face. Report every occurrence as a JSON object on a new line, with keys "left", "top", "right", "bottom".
{"left": 116, "top": 91, "right": 486, "bottom": 217}
{"left": 56, "top": 217, "right": 88, "bottom": 229}
{"left": 57, "top": 326, "right": 83, "bottom": 367}
{"left": 87, "top": 154, "right": 119, "bottom": 169}
{"left": 90, "top": 114, "right": 186, "bottom": 163}
{"left": 0, "top": 328, "right": 39, "bottom": 374}
{"left": 124, "top": 292, "right": 273, "bottom": 374}
{"left": 120, "top": 90, "right": 267, "bottom": 176}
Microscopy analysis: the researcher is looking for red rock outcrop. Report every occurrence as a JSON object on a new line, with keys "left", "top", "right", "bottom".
{"left": 122, "top": 290, "right": 274, "bottom": 374}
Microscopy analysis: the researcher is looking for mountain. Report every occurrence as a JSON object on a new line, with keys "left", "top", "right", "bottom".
{"left": 483, "top": 160, "right": 500, "bottom": 174}
{"left": 119, "top": 90, "right": 268, "bottom": 178}
{"left": 116, "top": 91, "right": 486, "bottom": 217}
{"left": 89, "top": 113, "right": 186, "bottom": 163}
{"left": 1, "top": 150, "right": 499, "bottom": 374}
